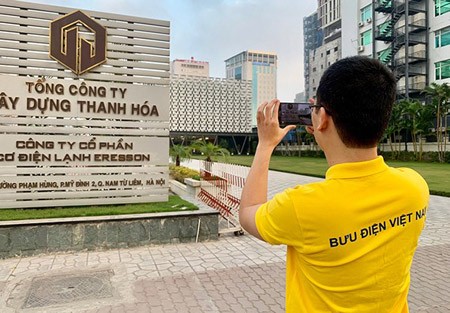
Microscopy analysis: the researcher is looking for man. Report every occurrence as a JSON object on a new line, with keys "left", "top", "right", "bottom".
{"left": 239, "top": 56, "right": 429, "bottom": 312}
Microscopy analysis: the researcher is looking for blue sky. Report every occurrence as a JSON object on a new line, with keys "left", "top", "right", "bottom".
{"left": 28, "top": 0, "right": 317, "bottom": 101}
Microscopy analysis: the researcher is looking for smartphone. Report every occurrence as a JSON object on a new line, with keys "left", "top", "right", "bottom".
{"left": 278, "top": 102, "right": 312, "bottom": 127}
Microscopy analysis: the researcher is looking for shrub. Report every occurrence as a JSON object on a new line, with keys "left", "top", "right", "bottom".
{"left": 169, "top": 165, "right": 201, "bottom": 183}
{"left": 378, "top": 151, "right": 450, "bottom": 163}
{"left": 273, "top": 149, "right": 326, "bottom": 158}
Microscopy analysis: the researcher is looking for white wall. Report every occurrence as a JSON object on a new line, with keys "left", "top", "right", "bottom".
{"left": 429, "top": 2, "right": 450, "bottom": 85}
{"left": 341, "top": 0, "right": 359, "bottom": 58}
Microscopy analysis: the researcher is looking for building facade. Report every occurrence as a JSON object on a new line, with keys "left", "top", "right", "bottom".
{"left": 305, "top": 0, "right": 342, "bottom": 98}
{"left": 225, "top": 50, "right": 277, "bottom": 126}
{"left": 304, "top": 0, "right": 450, "bottom": 100}
{"left": 318, "top": 0, "right": 341, "bottom": 28}
{"left": 171, "top": 58, "right": 209, "bottom": 77}
{"left": 170, "top": 75, "right": 252, "bottom": 134}
{"left": 303, "top": 12, "right": 323, "bottom": 100}
{"left": 430, "top": 0, "right": 450, "bottom": 85}
{"left": 363, "top": 0, "right": 450, "bottom": 97}
{"left": 295, "top": 92, "right": 307, "bottom": 102}
{"left": 307, "top": 39, "right": 341, "bottom": 97}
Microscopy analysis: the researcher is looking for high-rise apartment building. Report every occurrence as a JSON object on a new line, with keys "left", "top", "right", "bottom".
{"left": 371, "top": 0, "right": 428, "bottom": 97}
{"left": 304, "top": 0, "right": 450, "bottom": 100}
{"left": 357, "top": 0, "right": 450, "bottom": 97}
{"left": 303, "top": 12, "right": 323, "bottom": 100}
{"left": 430, "top": 0, "right": 450, "bottom": 83}
{"left": 318, "top": 0, "right": 341, "bottom": 30}
{"left": 171, "top": 58, "right": 209, "bottom": 77}
{"left": 225, "top": 50, "right": 277, "bottom": 126}
{"left": 305, "top": 0, "right": 342, "bottom": 98}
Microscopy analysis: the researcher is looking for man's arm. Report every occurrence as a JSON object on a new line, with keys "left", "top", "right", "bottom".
{"left": 239, "top": 99, "right": 296, "bottom": 240}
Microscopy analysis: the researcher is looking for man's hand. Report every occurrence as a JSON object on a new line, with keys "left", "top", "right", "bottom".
{"left": 257, "top": 99, "right": 296, "bottom": 150}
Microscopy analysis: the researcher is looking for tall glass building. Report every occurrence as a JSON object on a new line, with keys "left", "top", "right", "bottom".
{"left": 225, "top": 50, "right": 277, "bottom": 126}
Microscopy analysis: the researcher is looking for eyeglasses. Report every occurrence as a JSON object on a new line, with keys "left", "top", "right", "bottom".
{"left": 309, "top": 104, "right": 332, "bottom": 115}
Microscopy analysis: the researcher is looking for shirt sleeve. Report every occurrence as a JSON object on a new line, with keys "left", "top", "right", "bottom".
{"left": 255, "top": 188, "right": 303, "bottom": 246}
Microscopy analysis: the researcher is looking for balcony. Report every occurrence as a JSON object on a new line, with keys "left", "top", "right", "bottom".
{"left": 394, "top": 49, "right": 426, "bottom": 65}
{"left": 395, "top": 64, "right": 426, "bottom": 79}
{"left": 323, "top": 28, "right": 341, "bottom": 44}
{"left": 395, "top": 16, "right": 427, "bottom": 34}
{"left": 392, "top": 32, "right": 425, "bottom": 49}
{"left": 408, "top": 33, "right": 426, "bottom": 45}
{"left": 395, "top": 1, "right": 426, "bottom": 15}
{"left": 397, "top": 81, "right": 426, "bottom": 94}
{"left": 409, "top": 18, "right": 426, "bottom": 32}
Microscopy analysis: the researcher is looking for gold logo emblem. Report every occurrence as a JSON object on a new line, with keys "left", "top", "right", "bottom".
{"left": 50, "top": 10, "right": 107, "bottom": 75}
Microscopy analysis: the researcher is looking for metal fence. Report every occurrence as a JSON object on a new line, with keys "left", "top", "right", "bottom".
{"left": 197, "top": 161, "right": 249, "bottom": 235}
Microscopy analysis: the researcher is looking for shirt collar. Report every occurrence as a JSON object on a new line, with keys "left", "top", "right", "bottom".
{"left": 325, "top": 156, "right": 388, "bottom": 180}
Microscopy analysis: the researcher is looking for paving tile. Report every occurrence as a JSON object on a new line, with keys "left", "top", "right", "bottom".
{"left": 0, "top": 165, "right": 449, "bottom": 312}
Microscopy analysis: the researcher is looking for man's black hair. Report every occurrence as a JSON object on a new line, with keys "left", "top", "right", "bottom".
{"left": 316, "top": 56, "right": 396, "bottom": 148}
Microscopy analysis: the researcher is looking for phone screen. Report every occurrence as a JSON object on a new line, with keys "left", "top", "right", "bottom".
{"left": 278, "top": 102, "right": 312, "bottom": 127}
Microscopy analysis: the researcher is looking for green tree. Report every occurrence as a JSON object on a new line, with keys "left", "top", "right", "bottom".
{"left": 398, "top": 100, "right": 420, "bottom": 158}
{"left": 192, "top": 140, "right": 230, "bottom": 162}
{"left": 218, "top": 138, "right": 229, "bottom": 150}
{"left": 295, "top": 127, "right": 305, "bottom": 157}
{"left": 169, "top": 144, "right": 192, "bottom": 167}
{"left": 399, "top": 99, "right": 435, "bottom": 160}
{"left": 385, "top": 101, "right": 405, "bottom": 158}
{"left": 422, "top": 83, "right": 450, "bottom": 163}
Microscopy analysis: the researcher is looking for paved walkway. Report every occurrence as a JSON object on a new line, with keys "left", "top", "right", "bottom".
{"left": 0, "top": 163, "right": 449, "bottom": 312}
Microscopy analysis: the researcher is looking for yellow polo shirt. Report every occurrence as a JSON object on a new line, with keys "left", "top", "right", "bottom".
{"left": 255, "top": 157, "right": 428, "bottom": 313}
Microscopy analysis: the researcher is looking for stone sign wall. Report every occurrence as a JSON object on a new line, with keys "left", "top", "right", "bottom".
{"left": 0, "top": 0, "right": 170, "bottom": 208}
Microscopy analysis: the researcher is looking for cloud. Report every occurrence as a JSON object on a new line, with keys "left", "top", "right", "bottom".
{"left": 27, "top": 0, "right": 317, "bottom": 100}
{"left": 167, "top": 0, "right": 317, "bottom": 100}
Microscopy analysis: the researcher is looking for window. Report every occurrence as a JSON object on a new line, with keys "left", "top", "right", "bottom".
{"left": 435, "top": 60, "right": 450, "bottom": 80}
{"left": 435, "top": 0, "right": 450, "bottom": 16}
{"left": 360, "top": 29, "right": 372, "bottom": 46}
{"left": 360, "top": 4, "right": 372, "bottom": 21}
{"left": 436, "top": 26, "right": 450, "bottom": 47}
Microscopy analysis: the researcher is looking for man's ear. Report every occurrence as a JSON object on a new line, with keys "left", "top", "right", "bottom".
{"left": 316, "top": 107, "right": 330, "bottom": 131}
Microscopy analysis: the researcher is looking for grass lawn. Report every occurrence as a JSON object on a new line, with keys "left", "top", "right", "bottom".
{"left": 0, "top": 195, "right": 198, "bottom": 221}
{"left": 386, "top": 160, "right": 450, "bottom": 196}
{"left": 212, "top": 155, "right": 450, "bottom": 197}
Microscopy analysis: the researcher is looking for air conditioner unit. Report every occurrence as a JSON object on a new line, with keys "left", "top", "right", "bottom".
{"left": 358, "top": 21, "right": 364, "bottom": 27}
{"left": 366, "top": 18, "right": 372, "bottom": 23}
{"left": 358, "top": 46, "right": 365, "bottom": 52}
